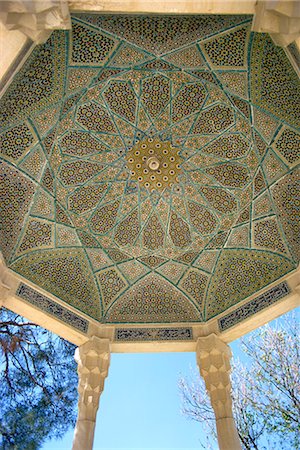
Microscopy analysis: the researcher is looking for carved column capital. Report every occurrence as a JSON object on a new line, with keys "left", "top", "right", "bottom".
{"left": 196, "top": 334, "right": 232, "bottom": 419}
{"left": 0, "top": 0, "right": 71, "bottom": 44}
{"left": 252, "top": 0, "right": 300, "bottom": 47}
{"left": 75, "top": 336, "right": 110, "bottom": 422}
{"left": 196, "top": 334, "right": 241, "bottom": 450}
{"left": 73, "top": 337, "right": 111, "bottom": 450}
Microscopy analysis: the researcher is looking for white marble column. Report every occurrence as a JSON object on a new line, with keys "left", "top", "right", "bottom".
{"left": 72, "top": 337, "right": 111, "bottom": 450}
{"left": 196, "top": 334, "right": 241, "bottom": 450}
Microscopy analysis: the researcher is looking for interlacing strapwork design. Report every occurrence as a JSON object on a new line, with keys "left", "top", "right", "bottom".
{"left": 0, "top": 15, "right": 299, "bottom": 325}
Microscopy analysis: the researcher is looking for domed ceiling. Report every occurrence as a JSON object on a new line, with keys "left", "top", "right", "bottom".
{"left": 0, "top": 14, "right": 299, "bottom": 325}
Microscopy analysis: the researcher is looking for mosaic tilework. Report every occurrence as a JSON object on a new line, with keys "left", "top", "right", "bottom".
{"left": 227, "top": 224, "right": 249, "bottom": 248}
{"left": 69, "top": 184, "right": 107, "bottom": 214}
{"left": 139, "top": 255, "right": 167, "bottom": 269}
{"left": 203, "top": 25, "right": 249, "bottom": 68}
{"left": 179, "top": 269, "right": 209, "bottom": 309}
{"left": 105, "top": 274, "right": 201, "bottom": 323}
{"left": 104, "top": 81, "right": 137, "bottom": 123}
{"left": 0, "top": 14, "right": 298, "bottom": 327}
{"left": 193, "top": 104, "right": 234, "bottom": 134}
{"left": 287, "top": 42, "right": 300, "bottom": 71}
{"left": 110, "top": 43, "right": 150, "bottom": 67}
{"left": 16, "top": 283, "right": 89, "bottom": 333}
{"left": 18, "top": 219, "right": 53, "bottom": 254}
{"left": 115, "top": 327, "right": 193, "bottom": 341}
{"left": 253, "top": 132, "right": 267, "bottom": 158}
{"left": 85, "top": 15, "right": 250, "bottom": 55}
{"left": 56, "top": 225, "right": 80, "bottom": 247}
{"left": 172, "top": 83, "right": 206, "bottom": 122}
{"left": 193, "top": 250, "right": 219, "bottom": 272}
{"left": 0, "top": 32, "right": 65, "bottom": 127}
{"left": 253, "top": 218, "right": 287, "bottom": 254}
{"left": 169, "top": 212, "right": 191, "bottom": 248}
{"left": 218, "top": 71, "right": 248, "bottom": 98}
{"left": 60, "top": 131, "right": 107, "bottom": 156}
{"left": 114, "top": 209, "right": 140, "bottom": 246}
{"left": 98, "top": 268, "right": 127, "bottom": 310}
{"left": 274, "top": 127, "right": 300, "bottom": 165}
{"left": 141, "top": 75, "right": 170, "bottom": 119}
{"left": 206, "top": 163, "right": 250, "bottom": 188}
{"left": 70, "top": 21, "right": 117, "bottom": 65}
{"left": 0, "top": 124, "right": 35, "bottom": 162}
{"left": 143, "top": 214, "right": 165, "bottom": 250}
{"left": 118, "top": 259, "right": 149, "bottom": 283}
{"left": 19, "top": 145, "right": 46, "bottom": 181}
{"left": 0, "top": 162, "right": 35, "bottom": 261}
{"left": 164, "top": 45, "right": 204, "bottom": 68}
{"left": 59, "top": 161, "right": 104, "bottom": 186}
{"left": 218, "top": 282, "right": 290, "bottom": 331}
{"left": 252, "top": 107, "right": 279, "bottom": 144}
{"left": 253, "top": 169, "right": 266, "bottom": 197}
{"left": 203, "top": 134, "right": 250, "bottom": 159}
{"left": 156, "top": 261, "right": 186, "bottom": 283}
{"left": 271, "top": 170, "right": 300, "bottom": 262}
{"left": 77, "top": 102, "right": 117, "bottom": 132}
{"left": 262, "top": 150, "right": 287, "bottom": 184}
{"left": 253, "top": 192, "right": 273, "bottom": 218}
{"left": 251, "top": 34, "right": 300, "bottom": 128}
{"left": 230, "top": 95, "right": 250, "bottom": 119}
{"left": 206, "top": 249, "right": 294, "bottom": 319}
{"left": 31, "top": 189, "right": 55, "bottom": 220}
{"left": 200, "top": 187, "right": 237, "bottom": 214}
{"left": 90, "top": 201, "right": 120, "bottom": 234}
{"left": 77, "top": 230, "right": 100, "bottom": 248}
{"left": 11, "top": 250, "right": 101, "bottom": 319}
{"left": 187, "top": 202, "right": 218, "bottom": 235}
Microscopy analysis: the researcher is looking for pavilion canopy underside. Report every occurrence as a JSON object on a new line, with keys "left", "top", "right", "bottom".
{"left": 0, "top": 14, "right": 299, "bottom": 326}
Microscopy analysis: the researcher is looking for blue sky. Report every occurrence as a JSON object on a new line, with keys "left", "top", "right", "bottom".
{"left": 42, "top": 309, "right": 299, "bottom": 450}
{"left": 43, "top": 351, "right": 213, "bottom": 450}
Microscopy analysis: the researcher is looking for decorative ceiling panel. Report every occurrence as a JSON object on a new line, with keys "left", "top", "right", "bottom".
{"left": 0, "top": 15, "right": 299, "bottom": 324}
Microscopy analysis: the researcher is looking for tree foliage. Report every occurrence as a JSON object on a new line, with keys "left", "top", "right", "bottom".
{"left": 0, "top": 308, "right": 78, "bottom": 450}
{"left": 179, "top": 312, "right": 300, "bottom": 450}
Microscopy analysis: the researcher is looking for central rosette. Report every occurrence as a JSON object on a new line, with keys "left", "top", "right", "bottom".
{"left": 126, "top": 137, "right": 183, "bottom": 191}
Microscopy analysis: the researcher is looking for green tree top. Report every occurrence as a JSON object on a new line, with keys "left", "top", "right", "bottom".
{"left": 0, "top": 308, "right": 78, "bottom": 450}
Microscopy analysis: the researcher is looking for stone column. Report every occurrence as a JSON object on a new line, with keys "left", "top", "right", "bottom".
{"left": 196, "top": 334, "right": 241, "bottom": 450}
{"left": 72, "top": 337, "right": 111, "bottom": 450}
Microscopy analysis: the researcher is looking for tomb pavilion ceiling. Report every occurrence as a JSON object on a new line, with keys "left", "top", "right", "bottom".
{"left": 0, "top": 14, "right": 299, "bottom": 336}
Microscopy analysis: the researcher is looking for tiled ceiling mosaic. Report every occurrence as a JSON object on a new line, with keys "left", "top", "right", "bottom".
{"left": 0, "top": 15, "right": 299, "bottom": 324}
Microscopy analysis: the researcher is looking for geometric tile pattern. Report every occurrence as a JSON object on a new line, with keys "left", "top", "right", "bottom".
{"left": 206, "top": 249, "right": 294, "bottom": 319}
{"left": 16, "top": 283, "right": 89, "bottom": 333}
{"left": 218, "top": 281, "right": 290, "bottom": 332}
{"left": 0, "top": 15, "right": 299, "bottom": 326}
{"left": 104, "top": 273, "right": 201, "bottom": 323}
